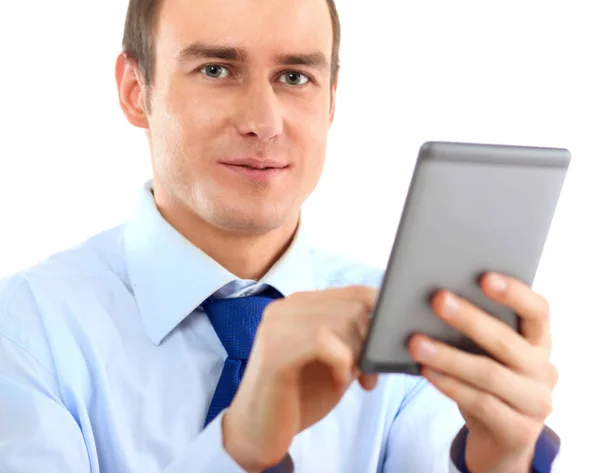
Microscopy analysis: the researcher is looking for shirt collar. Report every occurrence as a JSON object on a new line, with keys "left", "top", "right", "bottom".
{"left": 123, "top": 180, "right": 316, "bottom": 345}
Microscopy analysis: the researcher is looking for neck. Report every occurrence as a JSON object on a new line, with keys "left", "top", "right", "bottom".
{"left": 153, "top": 188, "right": 299, "bottom": 281}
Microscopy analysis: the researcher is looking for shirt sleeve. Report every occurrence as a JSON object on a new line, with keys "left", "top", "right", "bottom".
{"left": 0, "top": 333, "right": 294, "bottom": 473}
{"left": 163, "top": 408, "right": 250, "bottom": 472}
{"left": 382, "top": 375, "right": 466, "bottom": 472}
{"left": 449, "top": 424, "right": 562, "bottom": 473}
{"left": 163, "top": 409, "right": 295, "bottom": 473}
{"left": 0, "top": 334, "right": 92, "bottom": 473}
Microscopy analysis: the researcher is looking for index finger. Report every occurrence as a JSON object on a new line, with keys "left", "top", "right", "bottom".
{"left": 323, "top": 285, "right": 379, "bottom": 313}
{"left": 481, "top": 273, "right": 552, "bottom": 350}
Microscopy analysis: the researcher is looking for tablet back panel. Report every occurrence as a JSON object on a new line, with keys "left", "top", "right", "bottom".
{"left": 359, "top": 142, "right": 570, "bottom": 374}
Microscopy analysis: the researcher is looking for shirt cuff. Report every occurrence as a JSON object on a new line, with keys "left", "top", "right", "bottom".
{"left": 163, "top": 409, "right": 247, "bottom": 472}
{"left": 163, "top": 409, "right": 294, "bottom": 473}
{"left": 449, "top": 424, "right": 561, "bottom": 473}
{"left": 263, "top": 454, "right": 295, "bottom": 473}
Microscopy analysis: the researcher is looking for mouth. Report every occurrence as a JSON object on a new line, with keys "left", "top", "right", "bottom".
{"left": 218, "top": 159, "right": 289, "bottom": 183}
{"left": 228, "top": 164, "right": 283, "bottom": 171}
{"left": 219, "top": 157, "right": 288, "bottom": 170}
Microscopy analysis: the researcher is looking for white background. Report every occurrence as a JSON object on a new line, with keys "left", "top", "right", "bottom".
{"left": 0, "top": 0, "right": 598, "bottom": 470}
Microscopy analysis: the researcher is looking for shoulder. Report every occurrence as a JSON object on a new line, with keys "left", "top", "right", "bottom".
{"left": 309, "top": 248, "right": 385, "bottom": 290}
{"left": 0, "top": 224, "right": 126, "bottom": 342}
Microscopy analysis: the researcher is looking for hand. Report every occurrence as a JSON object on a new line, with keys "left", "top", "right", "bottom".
{"left": 408, "top": 273, "right": 559, "bottom": 473}
{"left": 222, "top": 286, "right": 379, "bottom": 473}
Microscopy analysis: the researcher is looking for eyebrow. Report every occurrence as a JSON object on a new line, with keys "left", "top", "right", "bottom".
{"left": 176, "top": 42, "right": 329, "bottom": 71}
{"left": 177, "top": 42, "right": 248, "bottom": 63}
{"left": 275, "top": 52, "right": 328, "bottom": 70}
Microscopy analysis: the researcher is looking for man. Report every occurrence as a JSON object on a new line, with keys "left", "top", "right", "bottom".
{"left": 0, "top": 0, "right": 561, "bottom": 472}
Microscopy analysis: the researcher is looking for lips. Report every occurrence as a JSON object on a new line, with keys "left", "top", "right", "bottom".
{"left": 218, "top": 158, "right": 289, "bottom": 183}
{"left": 220, "top": 157, "right": 288, "bottom": 170}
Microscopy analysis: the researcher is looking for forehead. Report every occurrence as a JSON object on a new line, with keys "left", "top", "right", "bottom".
{"left": 155, "top": 0, "right": 333, "bottom": 64}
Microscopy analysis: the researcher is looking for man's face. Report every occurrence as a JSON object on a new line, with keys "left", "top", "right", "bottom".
{"left": 145, "top": 0, "right": 336, "bottom": 234}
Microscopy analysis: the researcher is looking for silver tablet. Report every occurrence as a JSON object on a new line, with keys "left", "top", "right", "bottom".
{"left": 359, "top": 141, "right": 570, "bottom": 374}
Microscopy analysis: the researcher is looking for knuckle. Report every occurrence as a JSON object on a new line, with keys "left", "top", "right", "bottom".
{"left": 471, "top": 392, "right": 495, "bottom": 417}
{"left": 355, "top": 285, "right": 378, "bottom": 309}
{"left": 537, "top": 295, "right": 551, "bottom": 318}
{"left": 315, "top": 327, "right": 350, "bottom": 359}
{"left": 339, "top": 345, "right": 354, "bottom": 365}
{"left": 492, "top": 333, "right": 513, "bottom": 359}
{"left": 538, "top": 390, "right": 554, "bottom": 418}
{"left": 344, "top": 300, "right": 370, "bottom": 329}
{"left": 361, "top": 297, "right": 374, "bottom": 315}
{"left": 357, "top": 310, "right": 371, "bottom": 333}
{"left": 315, "top": 327, "right": 333, "bottom": 357}
{"left": 534, "top": 356, "right": 559, "bottom": 386}
{"left": 476, "top": 360, "right": 500, "bottom": 388}
{"left": 315, "top": 325, "right": 332, "bottom": 348}
{"left": 347, "top": 298, "right": 366, "bottom": 315}
{"left": 547, "top": 363, "right": 559, "bottom": 388}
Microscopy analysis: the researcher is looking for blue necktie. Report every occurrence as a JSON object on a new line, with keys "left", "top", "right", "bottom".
{"left": 202, "top": 286, "right": 283, "bottom": 427}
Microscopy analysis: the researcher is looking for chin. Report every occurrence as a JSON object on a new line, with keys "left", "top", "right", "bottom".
{"left": 207, "top": 203, "right": 293, "bottom": 235}
{"left": 186, "top": 181, "right": 300, "bottom": 234}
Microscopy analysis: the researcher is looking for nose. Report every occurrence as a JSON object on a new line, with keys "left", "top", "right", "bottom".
{"left": 235, "top": 81, "right": 283, "bottom": 141}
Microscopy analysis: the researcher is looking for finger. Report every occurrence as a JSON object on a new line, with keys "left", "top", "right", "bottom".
{"left": 267, "top": 296, "right": 372, "bottom": 387}
{"left": 358, "top": 373, "right": 379, "bottom": 391}
{"left": 409, "top": 335, "right": 553, "bottom": 419}
{"left": 347, "top": 312, "right": 378, "bottom": 391}
{"left": 319, "top": 298, "right": 371, "bottom": 364}
{"left": 480, "top": 273, "right": 551, "bottom": 350}
{"left": 262, "top": 315, "right": 360, "bottom": 394}
{"left": 313, "top": 310, "right": 376, "bottom": 392}
{"left": 289, "top": 289, "right": 375, "bottom": 347}
{"left": 313, "top": 328, "right": 355, "bottom": 391}
{"left": 431, "top": 290, "right": 539, "bottom": 375}
{"left": 421, "top": 367, "right": 542, "bottom": 449}
{"left": 322, "top": 285, "right": 379, "bottom": 313}
{"left": 278, "top": 296, "right": 371, "bottom": 358}
{"left": 320, "top": 297, "right": 373, "bottom": 368}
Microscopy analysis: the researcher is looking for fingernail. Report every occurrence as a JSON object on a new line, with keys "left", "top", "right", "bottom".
{"left": 416, "top": 339, "right": 437, "bottom": 360}
{"left": 488, "top": 273, "right": 508, "bottom": 293}
{"left": 359, "top": 323, "right": 369, "bottom": 339}
{"left": 443, "top": 292, "right": 459, "bottom": 316}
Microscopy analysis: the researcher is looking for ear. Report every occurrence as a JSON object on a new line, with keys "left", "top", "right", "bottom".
{"left": 329, "top": 70, "right": 339, "bottom": 126}
{"left": 115, "top": 53, "right": 150, "bottom": 129}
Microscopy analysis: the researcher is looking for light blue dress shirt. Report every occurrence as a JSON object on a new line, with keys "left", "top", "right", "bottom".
{"left": 0, "top": 181, "right": 560, "bottom": 472}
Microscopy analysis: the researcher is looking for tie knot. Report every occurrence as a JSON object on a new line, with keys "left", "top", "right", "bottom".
{"left": 202, "top": 288, "right": 282, "bottom": 359}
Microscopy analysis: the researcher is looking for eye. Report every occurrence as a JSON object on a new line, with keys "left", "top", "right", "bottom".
{"left": 278, "top": 71, "right": 310, "bottom": 86}
{"left": 200, "top": 65, "right": 231, "bottom": 79}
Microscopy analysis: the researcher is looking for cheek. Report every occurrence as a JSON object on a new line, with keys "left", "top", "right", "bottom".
{"left": 166, "top": 99, "right": 219, "bottom": 142}
{"left": 291, "top": 124, "right": 328, "bottom": 197}
{"left": 297, "top": 104, "right": 330, "bottom": 169}
{"left": 289, "top": 91, "right": 331, "bottom": 141}
{"left": 161, "top": 81, "right": 231, "bottom": 142}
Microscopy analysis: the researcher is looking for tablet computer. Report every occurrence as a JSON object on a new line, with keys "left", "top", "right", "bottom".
{"left": 359, "top": 141, "right": 570, "bottom": 374}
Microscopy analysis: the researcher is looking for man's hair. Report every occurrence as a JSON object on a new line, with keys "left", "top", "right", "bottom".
{"left": 122, "top": 0, "right": 341, "bottom": 91}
